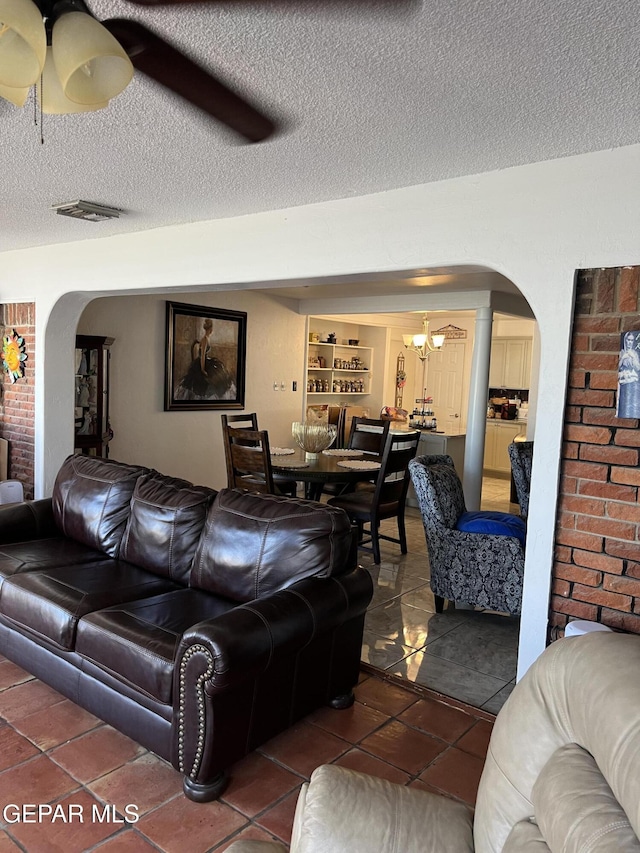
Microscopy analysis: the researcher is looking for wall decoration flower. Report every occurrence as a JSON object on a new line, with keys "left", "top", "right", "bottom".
{"left": 396, "top": 369, "right": 406, "bottom": 389}
{"left": 2, "top": 329, "right": 27, "bottom": 383}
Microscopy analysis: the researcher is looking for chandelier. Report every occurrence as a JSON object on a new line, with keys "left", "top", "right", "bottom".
{"left": 0, "top": 0, "right": 133, "bottom": 115}
{"left": 402, "top": 314, "right": 445, "bottom": 361}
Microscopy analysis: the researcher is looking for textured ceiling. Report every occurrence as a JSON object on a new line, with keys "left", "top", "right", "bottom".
{"left": 1, "top": 0, "right": 638, "bottom": 254}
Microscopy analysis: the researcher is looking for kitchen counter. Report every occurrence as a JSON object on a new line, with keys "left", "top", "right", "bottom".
{"left": 388, "top": 423, "right": 466, "bottom": 437}
{"left": 407, "top": 432, "right": 466, "bottom": 508}
{"left": 487, "top": 417, "right": 528, "bottom": 426}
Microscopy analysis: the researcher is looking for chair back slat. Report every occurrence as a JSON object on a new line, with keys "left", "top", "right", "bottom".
{"left": 348, "top": 417, "right": 391, "bottom": 456}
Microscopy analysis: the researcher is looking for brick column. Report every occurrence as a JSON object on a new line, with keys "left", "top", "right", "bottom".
{"left": 0, "top": 304, "right": 35, "bottom": 500}
{"left": 551, "top": 267, "right": 640, "bottom": 638}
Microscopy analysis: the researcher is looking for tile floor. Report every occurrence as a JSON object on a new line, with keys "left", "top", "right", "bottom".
{"left": 0, "top": 657, "right": 492, "bottom": 852}
{"left": 358, "top": 475, "right": 521, "bottom": 713}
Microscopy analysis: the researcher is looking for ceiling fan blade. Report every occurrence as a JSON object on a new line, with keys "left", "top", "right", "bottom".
{"left": 102, "top": 18, "right": 276, "bottom": 143}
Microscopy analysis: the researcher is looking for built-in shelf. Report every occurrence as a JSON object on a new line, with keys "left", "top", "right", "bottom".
{"left": 306, "top": 341, "right": 373, "bottom": 396}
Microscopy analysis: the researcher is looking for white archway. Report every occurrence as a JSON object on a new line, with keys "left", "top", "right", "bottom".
{"left": 6, "top": 143, "right": 638, "bottom": 679}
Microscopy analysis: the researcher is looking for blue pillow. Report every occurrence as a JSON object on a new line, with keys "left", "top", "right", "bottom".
{"left": 456, "top": 511, "right": 526, "bottom": 547}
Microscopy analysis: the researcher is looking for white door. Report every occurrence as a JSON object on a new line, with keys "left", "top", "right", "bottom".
{"left": 427, "top": 342, "right": 466, "bottom": 433}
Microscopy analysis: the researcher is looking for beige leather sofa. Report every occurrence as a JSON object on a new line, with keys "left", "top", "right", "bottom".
{"left": 228, "top": 632, "right": 640, "bottom": 852}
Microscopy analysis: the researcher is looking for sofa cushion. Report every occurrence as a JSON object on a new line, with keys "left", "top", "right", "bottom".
{"left": 190, "top": 489, "right": 353, "bottom": 602}
{"left": 532, "top": 743, "right": 640, "bottom": 853}
{"left": 52, "top": 455, "right": 147, "bottom": 558}
{"left": 456, "top": 511, "right": 527, "bottom": 547}
{"left": 0, "top": 538, "right": 104, "bottom": 590}
{"left": 0, "top": 561, "right": 177, "bottom": 650}
{"left": 76, "top": 589, "right": 235, "bottom": 703}
{"left": 119, "top": 472, "right": 216, "bottom": 584}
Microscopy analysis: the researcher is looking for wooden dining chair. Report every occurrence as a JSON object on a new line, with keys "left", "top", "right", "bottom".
{"left": 221, "top": 414, "right": 297, "bottom": 496}
{"left": 223, "top": 425, "right": 281, "bottom": 495}
{"left": 328, "top": 430, "right": 420, "bottom": 564}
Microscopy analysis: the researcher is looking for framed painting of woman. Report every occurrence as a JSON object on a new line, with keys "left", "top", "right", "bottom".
{"left": 164, "top": 301, "right": 247, "bottom": 410}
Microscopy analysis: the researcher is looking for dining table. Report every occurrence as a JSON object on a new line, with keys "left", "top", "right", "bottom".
{"left": 270, "top": 448, "right": 381, "bottom": 501}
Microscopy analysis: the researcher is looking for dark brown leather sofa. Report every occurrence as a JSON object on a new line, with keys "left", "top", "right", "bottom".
{"left": 0, "top": 454, "right": 372, "bottom": 801}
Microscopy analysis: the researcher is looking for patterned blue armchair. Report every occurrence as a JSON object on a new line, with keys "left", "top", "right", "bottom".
{"left": 508, "top": 440, "right": 533, "bottom": 520}
{"left": 409, "top": 455, "right": 525, "bottom": 616}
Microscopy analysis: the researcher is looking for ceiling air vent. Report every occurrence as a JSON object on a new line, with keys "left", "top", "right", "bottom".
{"left": 51, "top": 200, "right": 123, "bottom": 222}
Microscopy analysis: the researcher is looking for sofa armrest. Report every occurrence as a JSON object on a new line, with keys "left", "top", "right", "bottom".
{"left": 173, "top": 568, "right": 372, "bottom": 792}
{"left": 227, "top": 765, "right": 474, "bottom": 853}
{"left": 0, "top": 499, "right": 57, "bottom": 544}
{"left": 177, "top": 568, "right": 372, "bottom": 694}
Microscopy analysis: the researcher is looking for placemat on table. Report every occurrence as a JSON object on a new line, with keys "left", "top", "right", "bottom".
{"left": 336, "top": 460, "right": 381, "bottom": 471}
{"left": 322, "top": 449, "right": 364, "bottom": 457}
{"left": 270, "top": 447, "right": 295, "bottom": 456}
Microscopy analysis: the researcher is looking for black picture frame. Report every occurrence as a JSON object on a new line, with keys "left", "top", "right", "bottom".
{"left": 164, "top": 301, "right": 247, "bottom": 411}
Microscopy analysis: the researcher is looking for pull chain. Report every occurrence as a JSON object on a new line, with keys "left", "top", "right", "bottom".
{"left": 40, "top": 72, "right": 44, "bottom": 144}
{"left": 34, "top": 73, "right": 45, "bottom": 144}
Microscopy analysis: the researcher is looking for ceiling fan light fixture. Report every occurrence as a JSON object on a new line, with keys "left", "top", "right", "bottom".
{"left": 0, "top": 0, "right": 46, "bottom": 88}
{"left": 0, "top": 78, "right": 29, "bottom": 105}
{"left": 52, "top": 10, "right": 133, "bottom": 104}
{"left": 39, "top": 46, "right": 107, "bottom": 113}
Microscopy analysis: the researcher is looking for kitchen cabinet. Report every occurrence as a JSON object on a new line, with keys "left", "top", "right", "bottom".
{"left": 306, "top": 342, "right": 373, "bottom": 397}
{"left": 489, "top": 338, "right": 532, "bottom": 389}
{"left": 74, "top": 335, "right": 113, "bottom": 457}
{"left": 483, "top": 420, "right": 524, "bottom": 474}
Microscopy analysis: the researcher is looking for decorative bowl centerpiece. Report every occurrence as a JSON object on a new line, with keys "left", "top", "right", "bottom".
{"left": 292, "top": 422, "right": 337, "bottom": 457}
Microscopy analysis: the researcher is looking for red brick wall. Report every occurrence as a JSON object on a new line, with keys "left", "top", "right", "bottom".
{"left": 551, "top": 267, "right": 640, "bottom": 637}
{"left": 0, "top": 304, "right": 35, "bottom": 500}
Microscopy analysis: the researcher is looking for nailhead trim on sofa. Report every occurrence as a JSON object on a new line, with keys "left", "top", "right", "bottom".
{"left": 178, "top": 643, "right": 214, "bottom": 778}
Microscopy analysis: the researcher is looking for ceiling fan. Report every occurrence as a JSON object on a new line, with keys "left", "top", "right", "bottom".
{"left": 0, "top": 0, "right": 279, "bottom": 142}
{"left": 0, "top": 0, "right": 413, "bottom": 143}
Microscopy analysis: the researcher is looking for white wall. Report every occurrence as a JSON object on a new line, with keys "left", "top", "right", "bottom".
{"left": 2, "top": 142, "right": 640, "bottom": 679}
{"left": 78, "top": 292, "right": 307, "bottom": 489}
